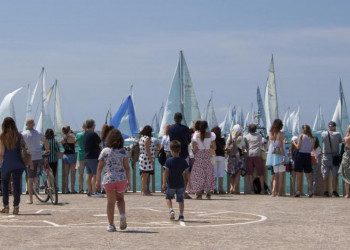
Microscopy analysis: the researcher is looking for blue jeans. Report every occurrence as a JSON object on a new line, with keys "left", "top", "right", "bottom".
{"left": 2, "top": 168, "right": 24, "bottom": 207}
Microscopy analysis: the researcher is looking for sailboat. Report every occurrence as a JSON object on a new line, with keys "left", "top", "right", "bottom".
{"left": 159, "top": 51, "right": 201, "bottom": 136}
{"left": 282, "top": 108, "right": 291, "bottom": 133}
{"left": 312, "top": 105, "right": 326, "bottom": 132}
{"left": 219, "top": 105, "right": 233, "bottom": 137}
{"left": 288, "top": 107, "right": 300, "bottom": 136}
{"left": 110, "top": 95, "right": 139, "bottom": 139}
{"left": 332, "top": 79, "right": 349, "bottom": 137}
{"left": 203, "top": 94, "right": 218, "bottom": 130}
{"left": 25, "top": 68, "right": 64, "bottom": 134}
{"left": 256, "top": 86, "right": 266, "bottom": 128}
{"left": 151, "top": 113, "right": 160, "bottom": 137}
{"left": 0, "top": 87, "right": 24, "bottom": 125}
{"left": 264, "top": 55, "right": 279, "bottom": 132}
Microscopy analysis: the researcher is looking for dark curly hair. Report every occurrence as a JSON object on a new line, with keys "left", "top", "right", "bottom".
{"left": 105, "top": 129, "right": 124, "bottom": 149}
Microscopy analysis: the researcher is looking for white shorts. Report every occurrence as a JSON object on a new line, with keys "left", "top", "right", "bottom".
{"left": 273, "top": 165, "right": 286, "bottom": 173}
{"left": 213, "top": 156, "right": 225, "bottom": 178}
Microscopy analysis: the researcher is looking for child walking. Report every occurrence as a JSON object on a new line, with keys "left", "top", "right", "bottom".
{"left": 162, "top": 140, "right": 192, "bottom": 221}
{"left": 96, "top": 129, "right": 131, "bottom": 232}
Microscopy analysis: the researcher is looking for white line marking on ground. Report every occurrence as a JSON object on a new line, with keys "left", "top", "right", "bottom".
{"left": 35, "top": 209, "right": 43, "bottom": 214}
{"left": 43, "top": 220, "right": 60, "bottom": 227}
{"left": 179, "top": 221, "right": 186, "bottom": 227}
{"left": 93, "top": 214, "right": 119, "bottom": 217}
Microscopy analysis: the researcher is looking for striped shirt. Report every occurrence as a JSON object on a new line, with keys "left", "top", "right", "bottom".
{"left": 42, "top": 138, "right": 60, "bottom": 163}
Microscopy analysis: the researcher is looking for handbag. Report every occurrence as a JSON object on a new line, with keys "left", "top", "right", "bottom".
{"left": 272, "top": 146, "right": 282, "bottom": 155}
{"left": 327, "top": 131, "right": 341, "bottom": 166}
{"left": 20, "top": 135, "right": 31, "bottom": 166}
{"left": 157, "top": 147, "right": 166, "bottom": 166}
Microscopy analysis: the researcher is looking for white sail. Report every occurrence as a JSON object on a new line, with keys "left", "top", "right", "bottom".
{"left": 219, "top": 105, "right": 233, "bottom": 136}
{"left": 53, "top": 80, "right": 64, "bottom": 133}
{"left": 257, "top": 86, "right": 266, "bottom": 128}
{"left": 312, "top": 105, "right": 326, "bottom": 132}
{"left": 282, "top": 108, "right": 291, "bottom": 132}
{"left": 0, "top": 87, "right": 23, "bottom": 125}
{"left": 159, "top": 51, "right": 201, "bottom": 136}
{"left": 291, "top": 107, "right": 300, "bottom": 136}
{"left": 36, "top": 70, "right": 54, "bottom": 133}
{"left": 23, "top": 69, "right": 41, "bottom": 131}
{"left": 264, "top": 55, "right": 279, "bottom": 132}
{"left": 332, "top": 80, "right": 349, "bottom": 137}
{"left": 181, "top": 51, "right": 201, "bottom": 127}
{"left": 204, "top": 96, "right": 218, "bottom": 130}
{"left": 244, "top": 111, "right": 250, "bottom": 130}
{"left": 151, "top": 113, "right": 160, "bottom": 136}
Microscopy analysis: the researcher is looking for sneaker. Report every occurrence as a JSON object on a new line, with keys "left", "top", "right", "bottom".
{"left": 333, "top": 191, "right": 340, "bottom": 197}
{"left": 169, "top": 210, "right": 175, "bottom": 220}
{"left": 307, "top": 193, "right": 313, "bottom": 198}
{"left": 323, "top": 191, "right": 330, "bottom": 197}
{"left": 87, "top": 193, "right": 91, "bottom": 197}
{"left": 184, "top": 193, "right": 192, "bottom": 199}
{"left": 107, "top": 224, "right": 116, "bottom": 232}
{"left": 178, "top": 215, "right": 184, "bottom": 221}
{"left": 120, "top": 217, "right": 127, "bottom": 230}
{"left": 294, "top": 192, "right": 300, "bottom": 198}
{"left": 79, "top": 190, "right": 85, "bottom": 194}
{"left": 91, "top": 192, "right": 104, "bottom": 198}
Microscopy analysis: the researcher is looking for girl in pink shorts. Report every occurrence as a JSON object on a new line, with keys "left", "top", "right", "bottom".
{"left": 96, "top": 129, "right": 131, "bottom": 232}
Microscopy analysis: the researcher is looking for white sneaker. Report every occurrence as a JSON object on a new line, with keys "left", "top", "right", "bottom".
{"left": 107, "top": 224, "right": 116, "bottom": 232}
{"left": 170, "top": 210, "right": 175, "bottom": 220}
{"left": 120, "top": 217, "right": 127, "bottom": 230}
{"left": 91, "top": 192, "right": 104, "bottom": 198}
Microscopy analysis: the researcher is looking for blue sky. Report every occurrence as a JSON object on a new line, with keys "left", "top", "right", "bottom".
{"left": 0, "top": 0, "right": 350, "bottom": 131}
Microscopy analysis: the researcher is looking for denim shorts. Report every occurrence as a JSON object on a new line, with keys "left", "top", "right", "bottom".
{"left": 27, "top": 159, "right": 43, "bottom": 178}
{"left": 62, "top": 154, "right": 77, "bottom": 164}
{"left": 85, "top": 159, "right": 98, "bottom": 175}
{"left": 166, "top": 187, "right": 184, "bottom": 202}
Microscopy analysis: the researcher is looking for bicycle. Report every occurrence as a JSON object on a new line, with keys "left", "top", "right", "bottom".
{"left": 33, "top": 155, "right": 58, "bottom": 205}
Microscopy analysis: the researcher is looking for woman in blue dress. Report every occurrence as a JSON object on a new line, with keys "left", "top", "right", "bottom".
{"left": 266, "top": 119, "right": 286, "bottom": 196}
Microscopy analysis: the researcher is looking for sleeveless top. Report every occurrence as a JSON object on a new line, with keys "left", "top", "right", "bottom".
{"left": 1, "top": 136, "right": 25, "bottom": 175}
{"left": 62, "top": 136, "right": 75, "bottom": 154}
{"left": 268, "top": 133, "right": 281, "bottom": 154}
{"left": 299, "top": 134, "right": 313, "bottom": 153}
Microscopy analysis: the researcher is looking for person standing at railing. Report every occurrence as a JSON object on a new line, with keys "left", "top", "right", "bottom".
{"left": 339, "top": 125, "right": 350, "bottom": 198}
{"left": 0, "top": 117, "right": 26, "bottom": 215}
{"left": 292, "top": 124, "right": 315, "bottom": 198}
{"left": 311, "top": 138, "right": 322, "bottom": 196}
{"left": 75, "top": 122, "right": 87, "bottom": 194}
{"left": 211, "top": 126, "right": 226, "bottom": 194}
{"left": 244, "top": 123, "right": 265, "bottom": 194}
{"left": 22, "top": 118, "right": 49, "bottom": 204}
{"left": 321, "top": 121, "right": 342, "bottom": 197}
{"left": 60, "top": 126, "right": 77, "bottom": 194}
{"left": 266, "top": 119, "right": 285, "bottom": 197}
{"left": 139, "top": 125, "right": 157, "bottom": 195}
{"left": 84, "top": 119, "right": 103, "bottom": 197}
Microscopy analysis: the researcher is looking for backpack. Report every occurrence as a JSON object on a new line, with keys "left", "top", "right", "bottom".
{"left": 253, "top": 177, "right": 269, "bottom": 194}
{"left": 130, "top": 143, "right": 140, "bottom": 164}
{"left": 157, "top": 147, "right": 167, "bottom": 166}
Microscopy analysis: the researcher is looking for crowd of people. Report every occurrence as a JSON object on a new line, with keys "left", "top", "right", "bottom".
{"left": 0, "top": 113, "right": 349, "bottom": 232}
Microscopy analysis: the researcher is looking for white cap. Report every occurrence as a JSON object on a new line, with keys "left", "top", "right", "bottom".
{"left": 291, "top": 136, "right": 298, "bottom": 143}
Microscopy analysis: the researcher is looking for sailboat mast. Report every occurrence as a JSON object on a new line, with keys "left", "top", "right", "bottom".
{"left": 41, "top": 67, "right": 45, "bottom": 133}
{"left": 179, "top": 51, "right": 186, "bottom": 124}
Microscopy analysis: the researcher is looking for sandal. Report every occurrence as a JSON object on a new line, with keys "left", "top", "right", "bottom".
{"left": 1, "top": 206, "right": 9, "bottom": 214}
{"left": 206, "top": 195, "right": 211, "bottom": 200}
{"left": 196, "top": 195, "right": 202, "bottom": 200}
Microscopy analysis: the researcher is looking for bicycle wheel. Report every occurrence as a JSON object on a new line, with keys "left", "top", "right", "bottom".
{"left": 46, "top": 168, "right": 58, "bottom": 205}
{"left": 33, "top": 170, "right": 50, "bottom": 202}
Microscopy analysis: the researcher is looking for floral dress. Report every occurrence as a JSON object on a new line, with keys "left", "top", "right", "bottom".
{"left": 225, "top": 137, "right": 244, "bottom": 175}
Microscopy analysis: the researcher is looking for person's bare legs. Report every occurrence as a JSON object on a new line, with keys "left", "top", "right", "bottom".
{"left": 344, "top": 182, "right": 350, "bottom": 198}
{"left": 106, "top": 189, "right": 117, "bottom": 225}
{"left": 259, "top": 175, "right": 265, "bottom": 193}
{"left": 141, "top": 173, "right": 149, "bottom": 195}
{"left": 78, "top": 164, "right": 85, "bottom": 192}
{"left": 296, "top": 172, "right": 303, "bottom": 195}
{"left": 290, "top": 171, "right": 296, "bottom": 196}
{"left": 323, "top": 176, "right": 329, "bottom": 195}
{"left": 70, "top": 164, "right": 76, "bottom": 193}
{"left": 62, "top": 163, "right": 69, "bottom": 193}
{"left": 218, "top": 177, "right": 224, "bottom": 193}
{"left": 233, "top": 171, "right": 241, "bottom": 194}
{"left": 332, "top": 176, "right": 338, "bottom": 193}
{"left": 179, "top": 201, "right": 184, "bottom": 214}
{"left": 86, "top": 174, "right": 92, "bottom": 195}
{"left": 277, "top": 172, "right": 284, "bottom": 196}
{"left": 306, "top": 173, "right": 312, "bottom": 195}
